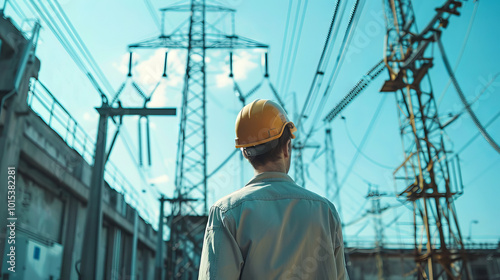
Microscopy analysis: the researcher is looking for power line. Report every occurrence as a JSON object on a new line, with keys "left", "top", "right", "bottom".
{"left": 279, "top": 0, "right": 309, "bottom": 96}
{"left": 455, "top": 109, "right": 500, "bottom": 155}
{"left": 297, "top": 0, "right": 345, "bottom": 131}
{"left": 343, "top": 120, "right": 394, "bottom": 170}
{"left": 464, "top": 157, "right": 500, "bottom": 189}
{"left": 25, "top": 0, "right": 164, "bottom": 222}
{"left": 301, "top": 0, "right": 366, "bottom": 147}
{"left": 6, "top": 0, "right": 27, "bottom": 21}
{"left": 437, "top": 36, "right": 500, "bottom": 154}
{"left": 437, "top": 0, "right": 480, "bottom": 107}
{"left": 48, "top": 0, "right": 114, "bottom": 95}
{"left": 26, "top": 0, "right": 106, "bottom": 100}
{"left": 143, "top": 0, "right": 161, "bottom": 30}
{"left": 333, "top": 94, "right": 387, "bottom": 201}
{"left": 275, "top": 0, "right": 293, "bottom": 89}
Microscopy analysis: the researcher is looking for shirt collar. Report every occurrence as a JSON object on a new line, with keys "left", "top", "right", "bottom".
{"left": 245, "top": 172, "right": 295, "bottom": 186}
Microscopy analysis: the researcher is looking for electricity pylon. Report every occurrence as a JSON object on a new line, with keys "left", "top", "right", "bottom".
{"left": 129, "top": 1, "right": 267, "bottom": 277}
{"left": 381, "top": 1, "right": 469, "bottom": 278}
{"left": 325, "top": 127, "right": 341, "bottom": 217}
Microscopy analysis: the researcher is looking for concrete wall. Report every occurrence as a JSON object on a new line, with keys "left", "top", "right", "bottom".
{"left": 0, "top": 15, "right": 161, "bottom": 280}
{"left": 10, "top": 103, "right": 160, "bottom": 280}
{"left": 347, "top": 248, "right": 500, "bottom": 280}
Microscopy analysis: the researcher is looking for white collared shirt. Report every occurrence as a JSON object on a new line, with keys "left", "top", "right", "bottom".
{"left": 198, "top": 172, "right": 349, "bottom": 280}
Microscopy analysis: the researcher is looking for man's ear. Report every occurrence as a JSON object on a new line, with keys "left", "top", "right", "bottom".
{"left": 241, "top": 148, "right": 249, "bottom": 159}
{"left": 283, "top": 139, "right": 292, "bottom": 158}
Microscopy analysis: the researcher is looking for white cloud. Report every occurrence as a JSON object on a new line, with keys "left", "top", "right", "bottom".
{"left": 215, "top": 50, "right": 259, "bottom": 88}
{"left": 113, "top": 49, "right": 261, "bottom": 102}
{"left": 148, "top": 174, "right": 170, "bottom": 184}
{"left": 83, "top": 111, "right": 98, "bottom": 122}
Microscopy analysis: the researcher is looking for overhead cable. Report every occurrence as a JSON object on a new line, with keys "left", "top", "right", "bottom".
{"left": 437, "top": 0, "right": 480, "bottom": 107}
{"left": 280, "top": 0, "right": 309, "bottom": 97}
{"left": 437, "top": 36, "right": 500, "bottom": 154}
{"left": 302, "top": 0, "right": 366, "bottom": 147}
{"left": 275, "top": 0, "right": 294, "bottom": 89}
{"left": 343, "top": 120, "right": 394, "bottom": 169}
{"left": 333, "top": 95, "right": 387, "bottom": 201}
{"left": 297, "top": 0, "right": 345, "bottom": 130}
{"left": 143, "top": 0, "right": 162, "bottom": 30}
{"left": 455, "top": 109, "right": 500, "bottom": 155}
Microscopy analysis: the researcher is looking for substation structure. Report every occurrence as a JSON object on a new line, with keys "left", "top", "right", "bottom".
{"left": 0, "top": 16, "right": 162, "bottom": 280}
{"left": 1, "top": 0, "right": 500, "bottom": 280}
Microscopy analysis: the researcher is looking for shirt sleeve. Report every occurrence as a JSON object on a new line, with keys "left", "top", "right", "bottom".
{"left": 334, "top": 222, "right": 350, "bottom": 280}
{"left": 328, "top": 200, "right": 350, "bottom": 280}
{"left": 198, "top": 206, "right": 244, "bottom": 280}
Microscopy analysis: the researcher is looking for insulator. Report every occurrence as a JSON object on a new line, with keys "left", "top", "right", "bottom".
{"left": 162, "top": 52, "right": 168, "bottom": 77}
{"left": 146, "top": 117, "right": 152, "bottom": 166}
{"left": 138, "top": 116, "right": 143, "bottom": 166}
{"left": 229, "top": 52, "right": 234, "bottom": 78}
{"left": 264, "top": 52, "right": 269, "bottom": 78}
{"left": 127, "top": 51, "right": 133, "bottom": 77}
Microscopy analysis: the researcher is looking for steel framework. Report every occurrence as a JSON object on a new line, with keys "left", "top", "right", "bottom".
{"left": 129, "top": 1, "right": 267, "bottom": 277}
{"left": 325, "top": 127, "right": 341, "bottom": 215}
{"left": 381, "top": 0, "right": 468, "bottom": 279}
{"left": 367, "top": 184, "right": 386, "bottom": 280}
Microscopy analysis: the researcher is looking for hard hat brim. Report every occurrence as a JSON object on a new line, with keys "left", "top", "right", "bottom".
{"left": 235, "top": 121, "right": 297, "bottom": 148}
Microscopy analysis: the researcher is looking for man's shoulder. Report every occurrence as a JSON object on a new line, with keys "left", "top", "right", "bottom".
{"left": 211, "top": 184, "right": 265, "bottom": 212}
{"left": 212, "top": 180, "right": 335, "bottom": 213}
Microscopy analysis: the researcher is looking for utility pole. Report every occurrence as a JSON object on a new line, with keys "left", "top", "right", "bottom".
{"left": 367, "top": 184, "right": 386, "bottom": 280}
{"left": 380, "top": 1, "right": 469, "bottom": 279}
{"left": 154, "top": 195, "right": 167, "bottom": 280}
{"left": 293, "top": 94, "right": 319, "bottom": 187}
{"left": 129, "top": 1, "right": 267, "bottom": 277}
{"left": 79, "top": 104, "right": 176, "bottom": 280}
{"left": 324, "top": 127, "right": 341, "bottom": 217}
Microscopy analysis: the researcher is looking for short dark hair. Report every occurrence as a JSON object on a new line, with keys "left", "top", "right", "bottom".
{"left": 246, "top": 125, "right": 292, "bottom": 168}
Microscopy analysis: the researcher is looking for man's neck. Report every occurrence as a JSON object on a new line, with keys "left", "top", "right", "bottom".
{"left": 253, "top": 164, "right": 287, "bottom": 175}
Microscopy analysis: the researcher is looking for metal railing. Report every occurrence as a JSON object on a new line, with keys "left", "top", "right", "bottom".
{"left": 27, "top": 78, "right": 156, "bottom": 225}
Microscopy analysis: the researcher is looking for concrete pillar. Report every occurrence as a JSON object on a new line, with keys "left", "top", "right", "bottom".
{"left": 112, "top": 228, "right": 122, "bottom": 279}
{"left": 130, "top": 211, "right": 138, "bottom": 280}
{"left": 80, "top": 110, "right": 109, "bottom": 280}
{"left": 60, "top": 196, "right": 79, "bottom": 279}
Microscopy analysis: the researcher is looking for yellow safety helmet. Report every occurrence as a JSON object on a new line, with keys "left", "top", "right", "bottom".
{"left": 235, "top": 99, "right": 297, "bottom": 154}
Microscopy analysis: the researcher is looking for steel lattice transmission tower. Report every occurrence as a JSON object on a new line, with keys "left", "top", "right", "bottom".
{"left": 381, "top": 0, "right": 469, "bottom": 279}
{"left": 324, "top": 127, "right": 341, "bottom": 216}
{"left": 129, "top": 1, "right": 267, "bottom": 278}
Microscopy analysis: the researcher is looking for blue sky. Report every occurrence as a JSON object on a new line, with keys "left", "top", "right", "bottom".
{"left": 4, "top": 0, "right": 499, "bottom": 246}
